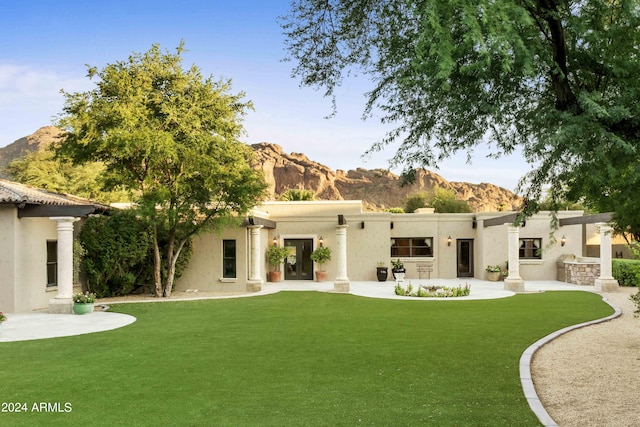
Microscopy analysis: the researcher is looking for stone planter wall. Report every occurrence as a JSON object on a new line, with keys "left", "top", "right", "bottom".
{"left": 564, "top": 261, "right": 600, "bottom": 286}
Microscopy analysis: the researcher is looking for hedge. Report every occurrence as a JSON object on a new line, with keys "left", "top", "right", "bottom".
{"left": 612, "top": 259, "right": 640, "bottom": 287}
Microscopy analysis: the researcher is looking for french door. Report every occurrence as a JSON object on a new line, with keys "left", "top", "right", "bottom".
{"left": 284, "top": 239, "right": 314, "bottom": 280}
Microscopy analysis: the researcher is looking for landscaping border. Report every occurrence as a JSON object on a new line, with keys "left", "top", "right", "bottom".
{"left": 519, "top": 296, "right": 621, "bottom": 427}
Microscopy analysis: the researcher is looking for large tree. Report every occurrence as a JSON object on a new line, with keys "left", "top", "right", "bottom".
{"left": 282, "top": 0, "right": 640, "bottom": 227}
{"left": 56, "top": 43, "right": 267, "bottom": 297}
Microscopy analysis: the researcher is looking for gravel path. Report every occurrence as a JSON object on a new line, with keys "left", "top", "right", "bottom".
{"left": 531, "top": 287, "right": 640, "bottom": 427}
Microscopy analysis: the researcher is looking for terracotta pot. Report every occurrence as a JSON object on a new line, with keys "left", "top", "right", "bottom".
{"left": 315, "top": 270, "right": 327, "bottom": 282}
{"left": 268, "top": 271, "right": 282, "bottom": 282}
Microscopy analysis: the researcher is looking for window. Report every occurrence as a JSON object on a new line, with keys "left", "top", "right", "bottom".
{"left": 47, "top": 240, "right": 57, "bottom": 287}
{"left": 222, "top": 240, "right": 236, "bottom": 278}
{"left": 519, "top": 238, "right": 542, "bottom": 259}
{"left": 391, "top": 237, "right": 433, "bottom": 257}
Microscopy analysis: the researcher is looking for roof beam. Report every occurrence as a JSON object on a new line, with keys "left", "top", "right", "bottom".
{"left": 559, "top": 212, "right": 615, "bottom": 226}
{"left": 483, "top": 213, "right": 519, "bottom": 227}
{"left": 17, "top": 204, "right": 99, "bottom": 218}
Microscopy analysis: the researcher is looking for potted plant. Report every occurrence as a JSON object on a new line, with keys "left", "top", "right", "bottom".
{"left": 267, "top": 245, "right": 289, "bottom": 282}
{"left": 376, "top": 262, "right": 388, "bottom": 282}
{"left": 310, "top": 246, "right": 332, "bottom": 282}
{"left": 485, "top": 265, "right": 502, "bottom": 281}
{"left": 72, "top": 291, "right": 96, "bottom": 314}
{"left": 391, "top": 258, "right": 406, "bottom": 281}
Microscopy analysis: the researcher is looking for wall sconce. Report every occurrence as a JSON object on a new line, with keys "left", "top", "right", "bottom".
{"left": 272, "top": 236, "right": 278, "bottom": 246}
{"left": 360, "top": 221, "right": 365, "bottom": 229}
{"left": 447, "top": 236, "right": 452, "bottom": 246}
{"left": 561, "top": 235, "right": 566, "bottom": 246}
{"left": 319, "top": 236, "right": 324, "bottom": 247}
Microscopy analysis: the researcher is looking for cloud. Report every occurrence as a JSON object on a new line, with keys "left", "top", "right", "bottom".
{"left": 0, "top": 64, "right": 92, "bottom": 146}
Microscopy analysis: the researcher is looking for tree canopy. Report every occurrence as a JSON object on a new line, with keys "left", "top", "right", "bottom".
{"left": 404, "top": 188, "right": 472, "bottom": 213}
{"left": 56, "top": 43, "right": 267, "bottom": 297}
{"left": 282, "top": 0, "right": 640, "bottom": 231}
{"left": 279, "top": 187, "right": 316, "bottom": 201}
{"left": 6, "top": 150, "right": 129, "bottom": 203}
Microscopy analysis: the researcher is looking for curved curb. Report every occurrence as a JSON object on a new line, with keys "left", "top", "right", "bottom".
{"left": 519, "top": 296, "right": 622, "bottom": 427}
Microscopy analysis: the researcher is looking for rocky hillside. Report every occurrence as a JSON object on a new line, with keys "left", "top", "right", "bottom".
{"left": 0, "top": 126, "right": 63, "bottom": 178}
{"left": 1, "top": 127, "right": 521, "bottom": 212}
{"left": 252, "top": 142, "right": 520, "bottom": 212}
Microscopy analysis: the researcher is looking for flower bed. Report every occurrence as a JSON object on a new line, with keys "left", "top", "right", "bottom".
{"left": 394, "top": 283, "right": 470, "bottom": 298}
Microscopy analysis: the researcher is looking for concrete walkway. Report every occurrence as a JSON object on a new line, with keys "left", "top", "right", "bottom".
{"left": 0, "top": 279, "right": 597, "bottom": 343}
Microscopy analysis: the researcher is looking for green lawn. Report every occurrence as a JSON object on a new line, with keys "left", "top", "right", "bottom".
{"left": 1, "top": 291, "right": 613, "bottom": 426}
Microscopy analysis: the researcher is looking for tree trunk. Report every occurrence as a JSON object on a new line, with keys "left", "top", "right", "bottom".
{"left": 152, "top": 223, "right": 163, "bottom": 298}
{"left": 164, "top": 238, "right": 187, "bottom": 298}
{"left": 163, "top": 230, "right": 176, "bottom": 297}
{"left": 536, "top": 0, "right": 577, "bottom": 111}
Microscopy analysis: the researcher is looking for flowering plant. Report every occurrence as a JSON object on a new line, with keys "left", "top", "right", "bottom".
{"left": 485, "top": 265, "right": 502, "bottom": 273}
{"left": 72, "top": 292, "right": 96, "bottom": 304}
{"left": 0, "top": 311, "right": 7, "bottom": 323}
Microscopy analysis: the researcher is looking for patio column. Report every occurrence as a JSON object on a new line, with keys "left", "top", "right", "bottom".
{"left": 246, "top": 225, "right": 263, "bottom": 292}
{"left": 594, "top": 222, "right": 619, "bottom": 292}
{"left": 504, "top": 225, "right": 525, "bottom": 292}
{"left": 334, "top": 224, "right": 350, "bottom": 293}
{"left": 48, "top": 216, "right": 80, "bottom": 314}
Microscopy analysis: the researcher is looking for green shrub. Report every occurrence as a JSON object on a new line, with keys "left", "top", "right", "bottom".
{"left": 394, "top": 282, "right": 471, "bottom": 298}
{"left": 385, "top": 207, "right": 405, "bottom": 213}
{"left": 80, "top": 210, "right": 152, "bottom": 297}
{"left": 79, "top": 210, "right": 194, "bottom": 297}
{"left": 612, "top": 259, "right": 640, "bottom": 286}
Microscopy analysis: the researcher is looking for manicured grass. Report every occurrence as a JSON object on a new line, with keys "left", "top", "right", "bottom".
{"left": 1, "top": 291, "right": 612, "bottom": 426}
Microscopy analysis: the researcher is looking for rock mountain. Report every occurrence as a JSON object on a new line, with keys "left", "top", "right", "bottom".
{"left": 252, "top": 142, "right": 520, "bottom": 212}
{"left": 1, "top": 127, "right": 520, "bottom": 211}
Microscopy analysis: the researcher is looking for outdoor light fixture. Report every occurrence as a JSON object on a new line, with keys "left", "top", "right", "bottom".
{"left": 272, "top": 236, "right": 277, "bottom": 246}
{"left": 319, "top": 236, "right": 324, "bottom": 247}
{"left": 447, "top": 236, "right": 452, "bottom": 246}
{"left": 561, "top": 235, "right": 566, "bottom": 246}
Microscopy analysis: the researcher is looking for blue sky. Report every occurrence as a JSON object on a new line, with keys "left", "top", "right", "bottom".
{"left": 0, "top": 0, "right": 528, "bottom": 191}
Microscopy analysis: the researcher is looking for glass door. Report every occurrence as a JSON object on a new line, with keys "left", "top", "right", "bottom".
{"left": 457, "top": 239, "right": 474, "bottom": 277}
{"left": 284, "top": 239, "right": 314, "bottom": 280}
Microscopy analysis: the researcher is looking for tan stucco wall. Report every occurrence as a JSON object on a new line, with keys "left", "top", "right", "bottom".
{"left": 175, "top": 226, "right": 252, "bottom": 292}
{"left": 472, "top": 211, "right": 585, "bottom": 281}
{"left": 0, "top": 207, "right": 17, "bottom": 312}
{"left": 16, "top": 216, "right": 58, "bottom": 312}
{"left": 176, "top": 202, "right": 589, "bottom": 288}
{"left": 0, "top": 207, "right": 59, "bottom": 312}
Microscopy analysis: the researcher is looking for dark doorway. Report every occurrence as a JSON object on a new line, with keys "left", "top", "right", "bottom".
{"left": 284, "top": 239, "right": 314, "bottom": 280}
{"left": 457, "top": 239, "right": 474, "bottom": 278}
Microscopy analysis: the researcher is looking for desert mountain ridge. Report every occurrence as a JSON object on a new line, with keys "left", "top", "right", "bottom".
{"left": 1, "top": 127, "right": 521, "bottom": 212}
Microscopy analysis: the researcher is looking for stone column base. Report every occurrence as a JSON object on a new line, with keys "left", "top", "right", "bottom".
{"left": 594, "top": 278, "right": 619, "bottom": 292}
{"left": 334, "top": 281, "right": 350, "bottom": 293}
{"left": 246, "top": 281, "right": 263, "bottom": 292}
{"left": 504, "top": 278, "right": 525, "bottom": 293}
{"left": 49, "top": 298, "right": 73, "bottom": 314}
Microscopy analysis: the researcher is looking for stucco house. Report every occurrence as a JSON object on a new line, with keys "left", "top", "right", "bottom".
{"left": 0, "top": 179, "right": 108, "bottom": 313}
{"left": 176, "top": 200, "right": 619, "bottom": 294}
{"left": 1, "top": 180, "right": 617, "bottom": 313}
